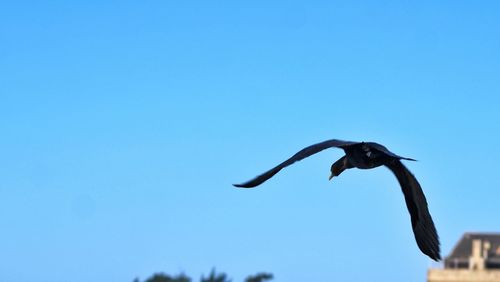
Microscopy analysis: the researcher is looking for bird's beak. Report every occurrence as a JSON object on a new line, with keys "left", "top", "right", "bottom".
{"left": 329, "top": 173, "right": 334, "bottom": 181}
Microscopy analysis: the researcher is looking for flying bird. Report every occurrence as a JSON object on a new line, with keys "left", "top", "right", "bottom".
{"left": 233, "top": 139, "right": 441, "bottom": 261}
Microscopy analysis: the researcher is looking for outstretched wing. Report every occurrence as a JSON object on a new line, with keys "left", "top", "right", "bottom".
{"left": 385, "top": 160, "right": 441, "bottom": 261}
{"left": 234, "top": 139, "right": 358, "bottom": 188}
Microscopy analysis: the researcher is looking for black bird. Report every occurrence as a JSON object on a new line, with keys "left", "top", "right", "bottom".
{"left": 234, "top": 139, "right": 440, "bottom": 261}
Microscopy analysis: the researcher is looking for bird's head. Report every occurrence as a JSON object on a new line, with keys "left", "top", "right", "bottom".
{"left": 329, "top": 161, "right": 344, "bottom": 180}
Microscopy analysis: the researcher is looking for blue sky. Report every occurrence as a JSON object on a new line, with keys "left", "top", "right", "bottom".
{"left": 1, "top": 1, "right": 500, "bottom": 281}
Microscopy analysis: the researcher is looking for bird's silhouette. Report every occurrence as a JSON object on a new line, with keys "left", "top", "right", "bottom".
{"left": 234, "top": 139, "right": 440, "bottom": 261}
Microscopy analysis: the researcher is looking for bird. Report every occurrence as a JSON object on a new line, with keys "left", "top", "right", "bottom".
{"left": 233, "top": 139, "right": 441, "bottom": 261}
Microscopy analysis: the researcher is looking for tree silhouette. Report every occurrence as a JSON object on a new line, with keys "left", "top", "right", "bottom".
{"left": 200, "top": 269, "right": 231, "bottom": 282}
{"left": 142, "top": 273, "right": 191, "bottom": 282}
{"left": 135, "top": 269, "right": 272, "bottom": 282}
{"left": 244, "top": 273, "right": 273, "bottom": 282}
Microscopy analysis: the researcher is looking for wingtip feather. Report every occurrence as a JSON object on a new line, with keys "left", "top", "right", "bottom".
{"left": 233, "top": 183, "right": 253, "bottom": 188}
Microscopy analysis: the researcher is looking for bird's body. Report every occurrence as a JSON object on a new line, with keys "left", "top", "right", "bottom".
{"left": 345, "top": 142, "right": 388, "bottom": 169}
{"left": 342, "top": 142, "right": 415, "bottom": 169}
{"left": 234, "top": 139, "right": 441, "bottom": 261}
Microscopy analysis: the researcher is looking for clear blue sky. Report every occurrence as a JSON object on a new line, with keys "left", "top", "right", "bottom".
{"left": 1, "top": 1, "right": 500, "bottom": 282}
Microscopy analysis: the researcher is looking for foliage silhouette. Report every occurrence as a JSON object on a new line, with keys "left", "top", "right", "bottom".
{"left": 244, "top": 273, "right": 273, "bottom": 282}
{"left": 140, "top": 273, "right": 191, "bottom": 282}
{"left": 200, "top": 268, "right": 231, "bottom": 282}
{"left": 135, "top": 269, "right": 273, "bottom": 282}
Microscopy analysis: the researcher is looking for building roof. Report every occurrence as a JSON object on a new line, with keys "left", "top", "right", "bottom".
{"left": 445, "top": 232, "right": 500, "bottom": 269}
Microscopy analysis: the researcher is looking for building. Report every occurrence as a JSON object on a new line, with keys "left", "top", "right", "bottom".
{"left": 428, "top": 233, "right": 500, "bottom": 282}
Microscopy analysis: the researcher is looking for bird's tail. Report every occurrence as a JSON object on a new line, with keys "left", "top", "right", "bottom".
{"left": 400, "top": 156, "right": 417, "bottom": 161}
